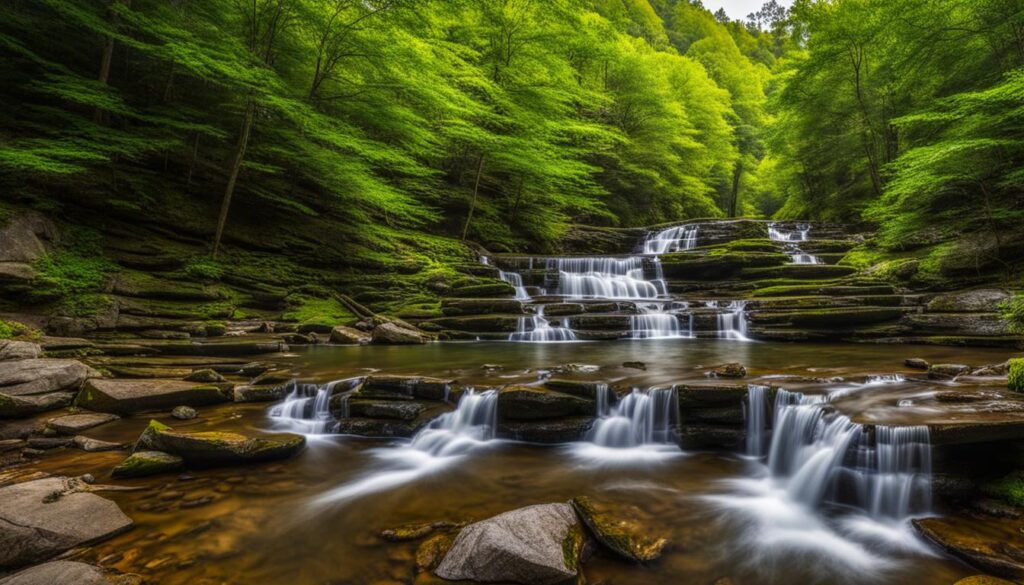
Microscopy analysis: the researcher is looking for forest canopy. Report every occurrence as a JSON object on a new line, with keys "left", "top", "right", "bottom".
{"left": 0, "top": 0, "right": 1022, "bottom": 255}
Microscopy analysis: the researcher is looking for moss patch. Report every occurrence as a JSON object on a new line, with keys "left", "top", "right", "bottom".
{"left": 982, "top": 471, "right": 1024, "bottom": 506}
{"left": 1009, "top": 358, "right": 1024, "bottom": 392}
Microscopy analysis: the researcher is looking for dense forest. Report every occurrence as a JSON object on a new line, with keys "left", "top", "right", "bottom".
{"left": 1, "top": 0, "right": 1023, "bottom": 325}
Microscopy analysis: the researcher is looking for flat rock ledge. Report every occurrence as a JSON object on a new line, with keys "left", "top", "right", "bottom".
{"left": 914, "top": 517, "right": 1024, "bottom": 580}
{"left": 0, "top": 560, "right": 139, "bottom": 585}
{"left": 76, "top": 378, "right": 231, "bottom": 415}
{"left": 134, "top": 420, "right": 305, "bottom": 467}
{"left": 0, "top": 477, "right": 132, "bottom": 570}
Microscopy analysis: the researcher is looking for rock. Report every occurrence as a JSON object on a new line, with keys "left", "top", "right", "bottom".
{"left": 347, "top": 399, "right": 430, "bottom": 421}
{"left": 360, "top": 375, "right": 454, "bottom": 401}
{"left": 0, "top": 477, "right": 132, "bottom": 570}
{"left": 381, "top": 520, "right": 462, "bottom": 542}
{"left": 135, "top": 420, "right": 305, "bottom": 466}
{"left": 435, "top": 503, "right": 583, "bottom": 585}
{"left": 27, "top": 437, "right": 73, "bottom": 449}
{"left": 183, "top": 369, "right": 225, "bottom": 383}
{"left": 571, "top": 496, "right": 667, "bottom": 562}
{"left": 0, "top": 359, "right": 98, "bottom": 396}
{"left": 75, "top": 378, "right": 230, "bottom": 414}
{"left": 622, "top": 361, "right": 646, "bottom": 370}
{"left": 708, "top": 363, "right": 747, "bottom": 378}
{"left": 497, "top": 417, "right": 594, "bottom": 443}
{"left": 417, "top": 531, "right": 460, "bottom": 572}
{"left": 0, "top": 211, "right": 56, "bottom": 284}
{"left": 38, "top": 337, "right": 93, "bottom": 351}
{"left": 904, "top": 358, "right": 929, "bottom": 370}
{"left": 548, "top": 363, "right": 599, "bottom": 374}
{"left": 171, "top": 405, "right": 198, "bottom": 420}
{"left": 47, "top": 412, "right": 119, "bottom": 435}
{"left": 111, "top": 450, "right": 184, "bottom": 478}
{"left": 973, "top": 361, "right": 1010, "bottom": 376}
{"left": 915, "top": 517, "right": 1024, "bottom": 580}
{"left": 72, "top": 436, "right": 123, "bottom": 452}
{"left": 0, "top": 392, "right": 75, "bottom": 418}
{"left": 329, "top": 325, "right": 370, "bottom": 345}
{"left": 542, "top": 379, "right": 608, "bottom": 400}
{"left": 953, "top": 576, "right": 1019, "bottom": 585}
{"left": 233, "top": 384, "right": 289, "bottom": 402}
{"left": 0, "top": 341, "right": 41, "bottom": 362}
{"left": 282, "top": 333, "right": 313, "bottom": 345}
{"left": 0, "top": 560, "right": 132, "bottom": 585}
{"left": 927, "top": 289, "right": 1012, "bottom": 312}
{"left": 929, "top": 363, "right": 971, "bottom": 380}
{"left": 371, "top": 322, "right": 431, "bottom": 345}
{"left": 498, "top": 386, "right": 593, "bottom": 420}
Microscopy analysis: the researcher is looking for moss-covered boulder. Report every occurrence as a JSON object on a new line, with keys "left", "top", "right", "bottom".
{"left": 928, "top": 363, "right": 971, "bottom": 380}
{"left": 498, "top": 386, "right": 594, "bottom": 420}
{"left": 183, "top": 368, "right": 225, "bottom": 383}
{"left": 708, "top": 363, "right": 746, "bottom": 378}
{"left": 347, "top": 399, "right": 432, "bottom": 420}
{"left": 233, "top": 384, "right": 290, "bottom": 402}
{"left": 134, "top": 420, "right": 305, "bottom": 466}
{"left": 111, "top": 450, "right": 184, "bottom": 478}
{"left": 570, "top": 496, "right": 668, "bottom": 562}
{"left": 440, "top": 298, "right": 524, "bottom": 316}
{"left": 0, "top": 391, "right": 75, "bottom": 418}
{"left": 76, "top": 378, "right": 231, "bottom": 415}
{"left": 1009, "top": 358, "right": 1024, "bottom": 392}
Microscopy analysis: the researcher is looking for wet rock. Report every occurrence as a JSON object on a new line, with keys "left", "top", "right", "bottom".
{"left": 171, "top": 405, "right": 198, "bottom": 420}
{"left": 282, "top": 333, "right": 314, "bottom": 345}
{"left": 73, "top": 436, "right": 124, "bottom": 452}
{"left": 678, "top": 424, "right": 745, "bottom": 450}
{"left": 417, "top": 531, "right": 459, "bottom": 572}
{"left": 251, "top": 370, "right": 294, "bottom": 386}
{"left": 548, "top": 363, "right": 599, "bottom": 374}
{"left": 0, "top": 392, "right": 75, "bottom": 418}
{"left": 183, "top": 369, "right": 225, "bottom": 383}
{"left": 38, "top": 337, "right": 93, "bottom": 351}
{"left": 973, "top": 361, "right": 1010, "bottom": 376}
{"left": 498, "top": 386, "right": 593, "bottom": 420}
{"left": 435, "top": 503, "right": 582, "bottom": 585}
{"left": 372, "top": 322, "right": 431, "bottom": 345}
{"left": 0, "top": 477, "right": 132, "bottom": 570}
{"left": 622, "top": 361, "right": 646, "bottom": 370}
{"left": 927, "top": 289, "right": 1012, "bottom": 312}
{"left": 0, "top": 341, "right": 41, "bottom": 362}
{"left": 914, "top": 517, "right": 1024, "bottom": 580}
{"left": 135, "top": 420, "right": 306, "bottom": 466}
{"left": 47, "top": 412, "right": 119, "bottom": 435}
{"left": 360, "top": 375, "right": 454, "bottom": 401}
{"left": 76, "top": 378, "right": 231, "bottom": 415}
{"left": 571, "top": 496, "right": 667, "bottom": 562}
{"left": 330, "top": 325, "right": 371, "bottom": 345}
{"left": 542, "top": 379, "right": 608, "bottom": 401}
{"left": 233, "top": 384, "right": 289, "bottom": 403}
{"left": 708, "top": 363, "right": 746, "bottom": 378}
{"left": 0, "top": 359, "right": 98, "bottom": 396}
{"left": 953, "top": 576, "right": 1019, "bottom": 585}
{"left": 381, "top": 521, "right": 463, "bottom": 542}
{"left": 348, "top": 399, "right": 430, "bottom": 421}
{"left": 27, "top": 437, "right": 72, "bottom": 450}
{"left": 112, "top": 450, "right": 184, "bottom": 478}
{"left": 904, "top": 358, "right": 929, "bottom": 370}
{"left": 497, "top": 417, "right": 594, "bottom": 443}
{"left": 928, "top": 363, "right": 971, "bottom": 380}
{"left": 0, "top": 560, "right": 137, "bottom": 585}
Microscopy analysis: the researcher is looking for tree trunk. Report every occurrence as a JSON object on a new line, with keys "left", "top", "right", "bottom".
{"left": 95, "top": 0, "right": 131, "bottom": 124}
{"left": 212, "top": 100, "right": 255, "bottom": 259}
{"left": 460, "top": 153, "right": 486, "bottom": 242}
{"left": 729, "top": 160, "right": 743, "bottom": 217}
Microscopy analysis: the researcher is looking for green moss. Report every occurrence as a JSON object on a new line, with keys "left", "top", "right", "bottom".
{"left": 1002, "top": 294, "right": 1024, "bottom": 335}
{"left": 561, "top": 523, "right": 584, "bottom": 570}
{"left": 29, "top": 226, "right": 117, "bottom": 308}
{"left": 183, "top": 257, "right": 225, "bottom": 281}
{"left": 983, "top": 471, "right": 1024, "bottom": 506}
{"left": 839, "top": 246, "right": 887, "bottom": 270}
{"left": 1009, "top": 358, "right": 1024, "bottom": 392}
{"left": 0, "top": 319, "right": 41, "bottom": 340}
{"left": 281, "top": 295, "right": 355, "bottom": 326}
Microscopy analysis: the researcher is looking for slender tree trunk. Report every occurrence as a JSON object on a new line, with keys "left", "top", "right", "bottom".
{"left": 95, "top": 0, "right": 130, "bottom": 124}
{"left": 509, "top": 176, "right": 525, "bottom": 221}
{"left": 460, "top": 153, "right": 486, "bottom": 241}
{"left": 729, "top": 161, "right": 743, "bottom": 217}
{"left": 187, "top": 133, "right": 200, "bottom": 188}
{"left": 212, "top": 100, "right": 255, "bottom": 258}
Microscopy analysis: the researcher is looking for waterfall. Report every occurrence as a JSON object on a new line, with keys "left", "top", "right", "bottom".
{"left": 761, "top": 389, "right": 932, "bottom": 519}
{"left": 769, "top": 223, "right": 822, "bottom": 265}
{"left": 481, "top": 255, "right": 529, "bottom": 300}
{"left": 585, "top": 387, "right": 679, "bottom": 448}
{"left": 716, "top": 300, "right": 751, "bottom": 341}
{"left": 643, "top": 224, "right": 699, "bottom": 254}
{"left": 744, "top": 384, "right": 770, "bottom": 457}
{"left": 550, "top": 257, "right": 663, "bottom": 299}
{"left": 629, "top": 302, "right": 687, "bottom": 339}
{"left": 509, "top": 305, "right": 577, "bottom": 342}
{"left": 269, "top": 378, "right": 361, "bottom": 435}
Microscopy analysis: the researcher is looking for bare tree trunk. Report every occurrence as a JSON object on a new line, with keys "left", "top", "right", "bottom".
{"left": 729, "top": 160, "right": 743, "bottom": 217}
{"left": 460, "top": 153, "right": 486, "bottom": 241}
{"left": 95, "top": 0, "right": 131, "bottom": 124}
{"left": 212, "top": 100, "right": 255, "bottom": 258}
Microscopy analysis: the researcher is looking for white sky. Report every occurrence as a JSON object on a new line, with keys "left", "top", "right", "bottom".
{"left": 703, "top": 0, "right": 794, "bottom": 21}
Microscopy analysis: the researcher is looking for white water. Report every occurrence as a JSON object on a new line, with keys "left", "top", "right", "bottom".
{"left": 570, "top": 386, "right": 682, "bottom": 462}
{"left": 551, "top": 257, "right": 664, "bottom": 299}
{"left": 481, "top": 255, "right": 530, "bottom": 300}
{"left": 269, "top": 378, "right": 361, "bottom": 435}
{"left": 313, "top": 389, "right": 499, "bottom": 504}
{"left": 643, "top": 224, "right": 699, "bottom": 254}
{"left": 769, "top": 222, "right": 823, "bottom": 265}
{"left": 744, "top": 384, "right": 770, "bottom": 457}
{"left": 709, "top": 300, "right": 751, "bottom": 341}
{"left": 629, "top": 302, "right": 690, "bottom": 339}
{"left": 509, "top": 305, "right": 578, "bottom": 342}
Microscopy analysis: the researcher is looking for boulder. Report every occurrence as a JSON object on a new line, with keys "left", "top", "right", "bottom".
{"left": 37, "top": 337, "right": 94, "bottom": 351}
{"left": 0, "top": 341, "right": 41, "bottom": 362}
{"left": 111, "top": 450, "right": 184, "bottom": 478}
{"left": 233, "top": 384, "right": 289, "bottom": 403}
{"left": 435, "top": 503, "right": 583, "bottom": 585}
{"left": 76, "top": 378, "right": 231, "bottom": 414}
{"left": 183, "top": 368, "right": 225, "bottom": 383}
{"left": 905, "top": 358, "right": 929, "bottom": 370}
{"left": 347, "top": 399, "right": 430, "bottom": 421}
{"left": 47, "top": 412, "right": 119, "bottom": 435}
{"left": 171, "top": 405, "right": 198, "bottom": 420}
{"left": 929, "top": 363, "right": 971, "bottom": 380}
{"left": 708, "top": 363, "right": 747, "bottom": 378}
{"left": 498, "top": 386, "right": 594, "bottom": 420}
{"left": 371, "top": 321, "right": 431, "bottom": 344}
{"left": 571, "top": 496, "right": 668, "bottom": 562}
{"left": 329, "top": 325, "right": 370, "bottom": 345}
{"left": 914, "top": 517, "right": 1024, "bottom": 580}
{"left": 0, "top": 211, "right": 57, "bottom": 285}
{"left": 72, "top": 436, "right": 123, "bottom": 452}
{"left": 360, "top": 375, "right": 454, "bottom": 401}
{"left": 134, "top": 420, "right": 305, "bottom": 466}
{"left": 927, "top": 289, "right": 1012, "bottom": 312}
{"left": 0, "top": 392, "right": 75, "bottom": 419}
{"left": 0, "top": 359, "right": 98, "bottom": 396}
{"left": 497, "top": 417, "right": 594, "bottom": 443}
{"left": 543, "top": 379, "right": 609, "bottom": 400}
{"left": 0, "top": 560, "right": 134, "bottom": 585}
{"left": 0, "top": 477, "right": 132, "bottom": 570}
{"left": 953, "top": 577, "right": 1018, "bottom": 585}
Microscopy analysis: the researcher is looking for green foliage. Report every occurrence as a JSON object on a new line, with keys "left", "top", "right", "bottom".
{"left": 183, "top": 257, "right": 225, "bottom": 281}
{"left": 1009, "top": 358, "right": 1024, "bottom": 392}
{"left": 29, "top": 226, "right": 116, "bottom": 313}
{"left": 281, "top": 294, "right": 355, "bottom": 327}
{"left": 1002, "top": 295, "right": 1024, "bottom": 335}
{"left": 0, "top": 319, "right": 41, "bottom": 340}
{"left": 984, "top": 471, "right": 1024, "bottom": 506}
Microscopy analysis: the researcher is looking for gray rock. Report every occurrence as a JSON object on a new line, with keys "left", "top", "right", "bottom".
{"left": 171, "top": 405, "right": 198, "bottom": 420}
{"left": 0, "top": 341, "right": 41, "bottom": 362}
{"left": 47, "top": 412, "right": 119, "bottom": 435}
{"left": 928, "top": 363, "right": 971, "bottom": 380}
{"left": 926, "top": 289, "right": 1012, "bottom": 312}
{"left": 435, "top": 503, "right": 581, "bottom": 585}
{"left": 75, "top": 378, "right": 230, "bottom": 415}
{"left": 183, "top": 368, "right": 225, "bottom": 383}
{"left": 0, "top": 477, "right": 132, "bottom": 570}
{"left": 111, "top": 450, "right": 184, "bottom": 478}
{"left": 0, "top": 211, "right": 57, "bottom": 265}
{"left": 73, "top": 436, "right": 124, "bottom": 452}
{"left": 0, "top": 359, "right": 98, "bottom": 396}
{"left": 371, "top": 322, "right": 430, "bottom": 345}
{"left": 0, "top": 392, "right": 75, "bottom": 419}
{"left": 0, "top": 561, "right": 112, "bottom": 585}
{"left": 329, "top": 325, "right": 370, "bottom": 345}
{"left": 232, "top": 384, "right": 288, "bottom": 403}
{"left": 905, "top": 358, "right": 929, "bottom": 370}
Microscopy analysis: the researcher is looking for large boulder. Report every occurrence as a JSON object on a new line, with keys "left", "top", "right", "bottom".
{"left": 0, "top": 392, "right": 75, "bottom": 419}
{"left": 75, "top": 378, "right": 231, "bottom": 414}
{"left": 134, "top": 420, "right": 305, "bottom": 466}
{"left": 359, "top": 375, "right": 454, "bottom": 401}
{"left": 571, "top": 496, "right": 668, "bottom": 562}
{"left": 0, "top": 359, "right": 98, "bottom": 396}
{"left": 112, "top": 450, "right": 184, "bottom": 478}
{"left": 0, "top": 341, "right": 41, "bottom": 362}
{"left": 0, "top": 561, "right": 136, "bottom": 585}
{"left": 371, "top": 321, "right": 431, "bottom": 345}
{"left": 434, "top": 503, "right": 584, "bottom": 585}
{"left": 498, "top": 386, "right": 594, "bottom": 420}
{"left": 0, "top": 211, "right": 57, "bottom": 285}
{"left": 927, "top": 289, "right": 1012, "bottom": 313}
{"left": 929, "top": 363, "right": 971, "bottom": 380}
{"left": 329, "top": 325, "right": 370, "bottom": 345}
{"left": 47, "top": 412, "right": 119, "bottom": 435}
{"left": 0, "top": 477, "right": 132, "bottom": 570}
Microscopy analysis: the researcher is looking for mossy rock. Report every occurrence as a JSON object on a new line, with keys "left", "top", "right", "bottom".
{"left": 497, "top": 386, "right": 594, "bottom": 421}
{"left": 570, "top": 496, "right": 668, "bottom": 562}
{"left": 440, "top": 298, "right": 524, "bottom": 316}
{"left": 448, "top": 282, "right": 514, "bottom": 298}
{"left": 496, "top": 416, "right": 594, "bottom": 443}
{"left": 76, "top": 378, "right": 231, "bottom": 415}
{"left": 543, "top": 379, "right": 608, "bottom": 400}
{"left": 741, "top": 264, "right": 857, "bottom": 280}
{"left": 427, "top": 315, "right": 521, "bottom": 333}
{"left": 542, "top": 303, "right": 586, "bottom": 317}
{"left": 134, "top": 419, "right": 305, "bottom": 466}
{"left": 111, "top": 450, "right": 184, "bottom": 478}
{"left": 750, "top": 307, "right": 905, "bottom": 329}
{"left": 1008, "top": 358, "right": 1024, "bottom": 392}
{"left": 347, "top": 399, "right": 432, "bottom": 421}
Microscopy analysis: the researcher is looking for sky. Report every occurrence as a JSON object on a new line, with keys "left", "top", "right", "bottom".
{"left": 703, "top": 0, "right": 794, "bottom": 21}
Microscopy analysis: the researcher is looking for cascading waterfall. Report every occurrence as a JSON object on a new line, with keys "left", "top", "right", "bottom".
{"left": 481, "top": 255, "right": 530, "bottom": 300}
{"left": 269, "top": 378, "right": 362, "bottom": 434}
{"left": 509, "top": 305, "right": 577, "bottom": 342}
{"left": 744, "top": 384, "right": 770, "bottom": 457}
{"left": 630, "top": 302, "right": 688, "bottom": 339}
{"left": 769, "top": 223, "right": 822, "bottom": 265}
{"left": 708, "top": 300, "right": 751, "bottom": 341}
{"left": 643, "top": 224, "right": 699, "bottom": 254}
{"left": 585, "top": 387, "right": 679, "bottom": 448}
{"left": 550, "top": 257, "right": 663, "bottom": 299}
